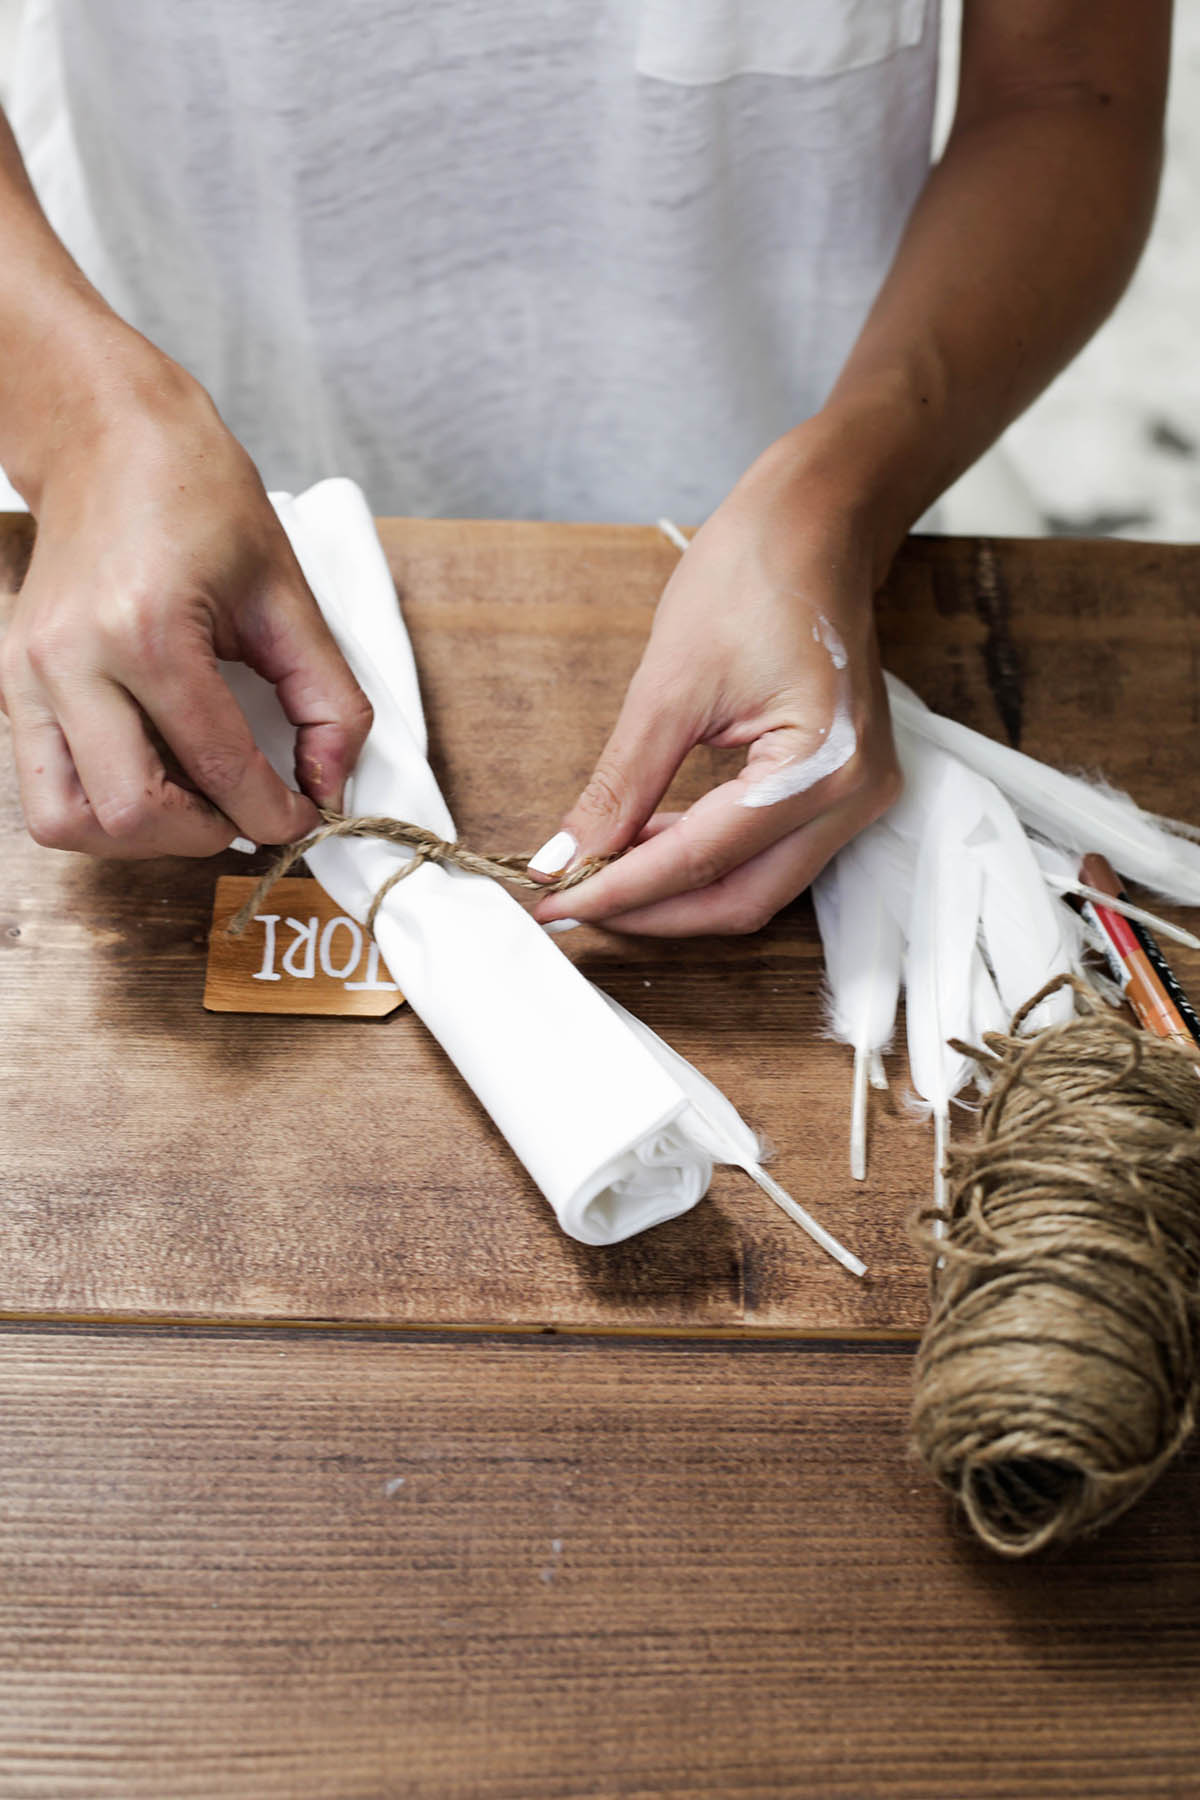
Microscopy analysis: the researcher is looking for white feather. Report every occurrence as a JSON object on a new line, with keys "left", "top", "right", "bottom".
{"left": 882, "top": 732, "right": 950, "bottom": 847}
{"left": 812, "top": 832, "right": 904, "bottom": 1181}
{"left": 883, "top": 733, "right": 974, "bottom": 905}
{"left": 965, "top": 948, "right": 1009, "bottom": 1096}
{"left": 596, "top": 991, "right": 866, "bottom": 1277}
{"left": 969, "top": 946, "right": 1008, "bottom": 1042}
{"left": 886, "top": 732, "right": 1077, "bottom": 1027}
{"left": 965, "top": 780, "right": 1079, "bottom": 1032}
{"left": 1151, "top": 809, "right": 1200, "bottom": 845}
{"left": 885, "top": 673, "right": 1200, "bottom": 905}
{"left": 904, "top": 757, "right": 986, "bottom": 1219}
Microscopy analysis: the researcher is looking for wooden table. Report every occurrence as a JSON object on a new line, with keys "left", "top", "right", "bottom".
{"left": 2, "top": 515, "right": 1199, "bottom": 1796}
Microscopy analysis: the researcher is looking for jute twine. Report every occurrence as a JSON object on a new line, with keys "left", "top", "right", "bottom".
{"left": 911, "top": 974, "right": 1200, "bottom": 1557}
{"left": 226, "top": 810, "right": 612, "bottom": 938}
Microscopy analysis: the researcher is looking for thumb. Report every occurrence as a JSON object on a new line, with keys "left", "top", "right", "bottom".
{"left": 528, "top": 668, "right": 698, "bottom": 880}
{"left": 244, "top": 579, "right": 375, "bottom": 812}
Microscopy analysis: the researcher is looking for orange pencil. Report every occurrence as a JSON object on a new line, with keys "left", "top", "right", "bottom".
{"left": 1079, "top": 853, "right": 1200, "bottom": 1047}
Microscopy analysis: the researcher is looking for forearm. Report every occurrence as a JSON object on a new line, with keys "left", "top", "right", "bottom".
{"left": 756, "top": 3, "right": 1170, "bottom": 585}
{"left": 0, "top": 107, "right": 185, "bottom": 507}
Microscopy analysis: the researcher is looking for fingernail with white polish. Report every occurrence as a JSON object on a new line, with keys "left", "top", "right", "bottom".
{"left": 528, "top": 830, "right": 577, "bottom": 877}
{"left": 543, "top": 917, "right": 582, "bottom": 935}
{"left": 230, "top": 837, "right": 257, "bottom": 855}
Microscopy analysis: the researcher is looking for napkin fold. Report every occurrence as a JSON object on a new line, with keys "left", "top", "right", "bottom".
{"left": 222, "top": 480, "right": 794, "bottom": 1249}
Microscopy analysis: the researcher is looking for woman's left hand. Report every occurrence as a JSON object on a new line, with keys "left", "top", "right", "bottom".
{"left": 529, "top": 430, "right": 903, "bottom": 937}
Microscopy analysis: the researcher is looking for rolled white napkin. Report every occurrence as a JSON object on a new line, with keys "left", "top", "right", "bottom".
{"left": 223, "top": 479, "right": 862, "bottom": 1271}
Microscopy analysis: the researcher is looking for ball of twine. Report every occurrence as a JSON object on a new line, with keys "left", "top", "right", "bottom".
{"left": 911, "top": 975, "right": 1200, "bottom": 1557}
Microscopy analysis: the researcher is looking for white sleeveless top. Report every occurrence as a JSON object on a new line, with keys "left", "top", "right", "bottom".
{"left": 9, "top": 1, "right": 939, "bottom": 519}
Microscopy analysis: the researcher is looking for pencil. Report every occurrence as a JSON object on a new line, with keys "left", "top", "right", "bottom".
{"left": 1079, "top": 853, "right": 1200, "bottom": 1048}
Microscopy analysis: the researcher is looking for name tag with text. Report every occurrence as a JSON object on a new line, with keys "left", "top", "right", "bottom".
{"left": 204, "top": 876, "right": 405, "bottom": 1017}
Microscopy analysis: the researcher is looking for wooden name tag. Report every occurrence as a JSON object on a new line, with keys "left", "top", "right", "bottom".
{"left": 204, "top": 876, "right": 405, "bottom": 1017}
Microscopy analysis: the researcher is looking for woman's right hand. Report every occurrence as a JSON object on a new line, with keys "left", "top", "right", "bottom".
{"left": 0, "top": 352, "right": 372, "bottom": 857}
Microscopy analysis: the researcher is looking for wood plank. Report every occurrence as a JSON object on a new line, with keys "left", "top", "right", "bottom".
{"left": 0, "top": 1327, "right": 1196, "bottom": 1799}
{"left": 2, "top": 519, "right": 1199, "bottom": 1332}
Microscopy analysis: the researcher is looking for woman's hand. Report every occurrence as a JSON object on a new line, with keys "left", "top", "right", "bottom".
{"left": 0, "top": 354, "right": 372, "bottom": 857}
{"left": 530, "top": 429, "right": 901, "bottom": 936}
{"left": 531, "top": 0, "right": 1173, "bottom": 940}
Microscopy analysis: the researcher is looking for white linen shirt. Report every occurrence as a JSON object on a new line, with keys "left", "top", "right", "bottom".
{"left": 8, "top": 0, "right": 940, "bottom": 519}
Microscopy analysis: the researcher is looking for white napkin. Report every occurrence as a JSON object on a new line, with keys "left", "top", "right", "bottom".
{"left": 222, "top": 479, "right": 764, "bottom": 1247}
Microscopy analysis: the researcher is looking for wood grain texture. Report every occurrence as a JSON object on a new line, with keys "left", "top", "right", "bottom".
{"left": 0, "top": 1327, "right": 1197, "bottom": 1800}
{"left": 2, "top": 518, "right": 1199, "bottom": 1333}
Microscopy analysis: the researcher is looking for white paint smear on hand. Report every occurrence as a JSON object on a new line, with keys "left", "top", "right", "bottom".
{"left": 740, "top": 613, "right": 856, "bottom": 808}
{"left": 739, "top": 697, "right": 858, "bottom": 809}
{"left": 816, "top": 617, "right": 848, "bottom": 669}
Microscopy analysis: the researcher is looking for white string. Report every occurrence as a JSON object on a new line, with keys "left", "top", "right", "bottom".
{"left": 656, "top": 517, "right": 692, "bottom": 554}
{"left": 743, "top": 1161, "right": 867, "bottom": 1279}
{"left": 1041, "top": 872, "right": 1200, "bottom": 951}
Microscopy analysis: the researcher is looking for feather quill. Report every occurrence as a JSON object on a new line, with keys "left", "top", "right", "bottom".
{"left": 1029, "top": 837, "right": 1200, "bottom": 952}
{"left": 885, "top": 674, "right": 1200, "bottom": 904}
{"left": 812, "top": 831, "right": 904, "bottom": 1180}
{"left": 597, "top": 990, "right": 866, "bottom": 1277}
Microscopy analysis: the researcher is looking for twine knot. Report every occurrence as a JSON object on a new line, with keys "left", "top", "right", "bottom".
{"left": 226, "top": 810, "right": 613, "bottom": 939}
